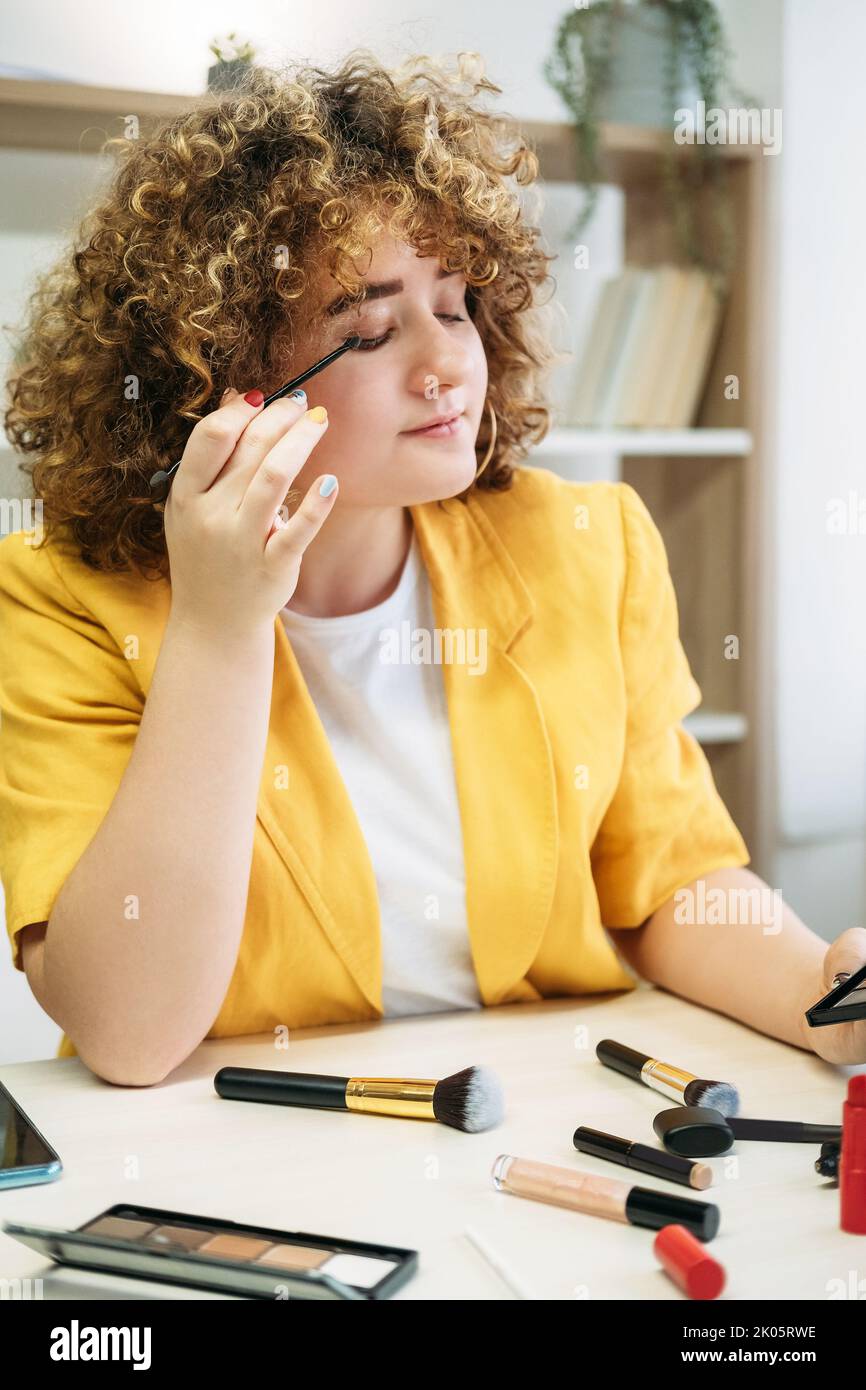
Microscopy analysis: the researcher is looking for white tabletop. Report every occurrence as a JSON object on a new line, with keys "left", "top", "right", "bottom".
{"left": 1, "top": 983, "right": 863, "bottom": 1301}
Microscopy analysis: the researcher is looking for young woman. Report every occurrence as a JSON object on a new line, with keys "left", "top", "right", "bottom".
{"left": 1, "top": 52, "right": 863, "bottom": 1084}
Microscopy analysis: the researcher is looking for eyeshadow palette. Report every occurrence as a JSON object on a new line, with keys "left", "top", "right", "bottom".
{"left": 806, "top": 961, "right": 866, "bottom": 1027}
{"left": 2, "top": 1203, "right": 417, "bottom": 1300}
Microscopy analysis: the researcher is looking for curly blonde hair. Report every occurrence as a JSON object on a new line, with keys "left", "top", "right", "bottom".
{"left": 4, "top": 49, "right": 558, "bottom": 580}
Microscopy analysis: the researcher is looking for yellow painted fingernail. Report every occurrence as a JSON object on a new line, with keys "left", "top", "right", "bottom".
{"left": 306, "top": 406, "right": 328, "bottom": 423}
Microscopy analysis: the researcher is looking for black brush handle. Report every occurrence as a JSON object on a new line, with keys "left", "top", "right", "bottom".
{"left": 596, "top": 1039, "right": 651, "bottom": 1080}
{"left": 214, "top": 1067, "right": 350, "bottom": 1109}
{"left": 729, "top": 1117, "right": 842, "bottom": 1144}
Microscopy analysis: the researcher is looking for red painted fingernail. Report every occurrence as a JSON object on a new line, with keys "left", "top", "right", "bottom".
{"left": 244, "top": 389, "right": 264, "bottom": 406}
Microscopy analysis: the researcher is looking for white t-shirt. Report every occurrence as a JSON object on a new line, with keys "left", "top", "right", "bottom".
{"left": 278, "top": 529, "right": 482, "bottom": 1016}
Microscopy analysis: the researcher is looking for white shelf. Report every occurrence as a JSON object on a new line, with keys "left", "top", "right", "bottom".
{"left": 683, "top": 711, "right": 749, "bottom": 746}
{"left": 535, "top": 428, "right": 752, "bottom": 457}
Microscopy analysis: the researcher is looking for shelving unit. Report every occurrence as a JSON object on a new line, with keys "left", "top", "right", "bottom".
{"left": 534, "top": 428, "right": 752, "bottom": 458}
{"left": 682, "top": 711, "right": 749, "bottom": 746}
{"left": 527, "top": 121, "right": 766, "bottom": 862}
{"left": 0, "top": 78, "right": 767, "bottom": 860}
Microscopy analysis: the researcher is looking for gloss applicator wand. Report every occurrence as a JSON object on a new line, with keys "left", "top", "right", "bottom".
{"left": 148, "top": 334, "right": 362, "bottom": 502}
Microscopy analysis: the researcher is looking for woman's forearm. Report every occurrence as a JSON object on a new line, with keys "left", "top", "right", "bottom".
{"left": 43, "top": 611, "right": 276, "bottom": 1085}
{"left": 607, "top": 866, "right": 826, "bottom": 1051}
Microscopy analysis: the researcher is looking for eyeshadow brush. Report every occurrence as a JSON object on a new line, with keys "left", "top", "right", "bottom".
{"left": 596, "top": 1039, "right": 740, "bottom": 1117}
{"left": 148, "top": 334, "right": 362, "bottom": 502}
{"left": 214, "top": 1064, "right": 504, "bottom": 1133}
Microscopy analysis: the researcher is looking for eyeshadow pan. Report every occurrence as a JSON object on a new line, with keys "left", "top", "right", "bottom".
{"left": 143, "top": 1225, "right": 211, "bottom": 1251}
{"left": 320, "top": 1253, "right": 397, "bottom": 1288}
{"left": 197, "top": 1233, "right": 273, "bottom": 1260}
{"left": 254, "top": 1244, "right": 333, "bottom": 1270}
{"left": 80, "top": 1217, "right": 157, "bottom": 1240}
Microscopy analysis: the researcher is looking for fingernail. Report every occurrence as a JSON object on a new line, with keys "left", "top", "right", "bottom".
{"left": 244, "top": 389, "right": 264, "bottom": 406}
{"left": 306, "top": 406, "right": 328, "bottom": 424}
{"left": 288, "top": 389, "right": 306, "bottom": 403}
{"left": 319, "top": 475, "right": 337, "bottom": 496}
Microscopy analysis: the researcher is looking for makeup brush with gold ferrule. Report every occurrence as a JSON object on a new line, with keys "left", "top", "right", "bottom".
{"left": 214, "top": 1065, "right": 504, "bottom": 1132}
{"left": 596, "top": 1040, "right": 740, "bottom": 1118}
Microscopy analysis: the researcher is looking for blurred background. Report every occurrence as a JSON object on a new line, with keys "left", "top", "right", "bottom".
{"left": 1, "top": 0, "right": 864, "bottom": 1061}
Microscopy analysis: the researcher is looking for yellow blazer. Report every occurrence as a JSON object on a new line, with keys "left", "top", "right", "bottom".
{"left": 0, "top": 467, "right": 750, "bottom": 1061}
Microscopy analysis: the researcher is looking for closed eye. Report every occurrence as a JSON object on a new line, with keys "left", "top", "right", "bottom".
{"left": 345, "top": 314, "right": 467, "bottom": 353}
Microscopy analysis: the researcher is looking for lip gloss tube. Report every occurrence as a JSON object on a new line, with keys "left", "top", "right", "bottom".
{"left": 840, "top": 1074, "right": 866, "bottom": 1234}
{"left": 655, "top": 1224, "right": 727, "bottom": 1300}
{"left": 491, "top": 1154, "right": 719, "bottom": 1242}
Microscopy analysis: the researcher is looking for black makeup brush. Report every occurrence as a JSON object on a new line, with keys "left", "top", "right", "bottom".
{"left": 596, "top": 1039, "right": 740, "bottom": 1117}
{"left": 214, "top": 1064, "right": 504, "bottom": 1133}
{"left": 653, "top": 1105, "right": 843, "bottom": 1158}
{"left": 148, "top": 334, "right": 362, "bottom": 502}
{"left": 816, "top": 1142, "right": 841, "bottom": 1182}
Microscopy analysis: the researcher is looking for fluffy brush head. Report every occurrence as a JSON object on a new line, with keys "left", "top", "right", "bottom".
{"left": 684, "top": 1077, "right": 740, "bottom": 1118}
{"left": 432, "top": 1065, "right": 504, "bottom": 1132}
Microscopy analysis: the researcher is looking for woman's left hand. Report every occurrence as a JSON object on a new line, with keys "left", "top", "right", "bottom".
{"left": 803, "top": 927, "right": 866, "bottom": 1064}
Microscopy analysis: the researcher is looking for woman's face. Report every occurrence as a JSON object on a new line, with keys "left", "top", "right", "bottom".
{"left": 284, "top": 230, "right": 489, "bottom": 508}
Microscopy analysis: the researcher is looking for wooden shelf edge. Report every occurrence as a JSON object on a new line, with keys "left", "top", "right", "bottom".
{"left": 0, "top": 78, "right": 767, "bottom": 168}
{"left": 683, "top": 711, "right": 749, "bottom": 746}
{"left": 534, "top": 428, "right": 752, "bottom": 458}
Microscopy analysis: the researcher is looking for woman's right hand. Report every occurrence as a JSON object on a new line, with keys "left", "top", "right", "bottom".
{"left": 163, "top": 386, "right": 338, "bottom": 636}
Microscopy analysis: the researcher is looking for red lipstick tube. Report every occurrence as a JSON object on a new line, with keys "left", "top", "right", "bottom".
{"left": 840, "top": 1074, "right": 866, "bottom": 1234}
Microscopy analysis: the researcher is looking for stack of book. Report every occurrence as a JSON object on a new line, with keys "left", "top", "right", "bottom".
{"left": 570, "top": 266, "right": 725, "bottom": 429}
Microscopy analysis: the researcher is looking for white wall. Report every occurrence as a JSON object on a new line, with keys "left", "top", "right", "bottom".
{"left": 763, "top": 0, "right": 866, "bottom": 934}
{"left": 0, "top": 0, "right": 615, "bottom": 110}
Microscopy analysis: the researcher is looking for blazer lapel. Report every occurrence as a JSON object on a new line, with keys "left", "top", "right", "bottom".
{"left": 249, "top": 492, "right": 560, "bottom": 1013}
{"left": 256, "top": 622, "right": 385, "bottom": 1014}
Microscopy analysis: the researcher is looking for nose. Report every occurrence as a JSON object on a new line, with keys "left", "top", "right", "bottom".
{"left": 408, "top": 315, "right": 473, "bottom": 399}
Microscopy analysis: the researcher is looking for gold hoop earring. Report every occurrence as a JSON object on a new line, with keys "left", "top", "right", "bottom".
{"left": 474, "top": 401, "right": 497, "bottom": 482}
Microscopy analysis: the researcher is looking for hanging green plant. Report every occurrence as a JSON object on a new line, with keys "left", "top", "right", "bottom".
{"left": 543, "top": 0, "right": 760, "bottom": 277}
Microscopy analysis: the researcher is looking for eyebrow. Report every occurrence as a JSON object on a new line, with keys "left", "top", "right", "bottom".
{"left": 323, "top": 265, "right": 462, "bottom": 318}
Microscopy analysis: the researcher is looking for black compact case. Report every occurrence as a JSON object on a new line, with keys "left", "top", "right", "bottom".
{"left": 805, "top": 962, "right": 866, "bottom": 1027}
{"left": 2, "top": 1202, "right": 418, "bottom": 1300}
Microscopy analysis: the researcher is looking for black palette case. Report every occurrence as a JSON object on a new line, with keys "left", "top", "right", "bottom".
{"left": 806, "top": 962, "right": 866, "bottom": 1028}
{"left": 2, "top": 1202, "right": 418, "bottom": 1300}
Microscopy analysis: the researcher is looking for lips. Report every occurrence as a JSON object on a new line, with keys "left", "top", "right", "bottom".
{"left": 404, "top": 410, "right": 463, "bottom": 433}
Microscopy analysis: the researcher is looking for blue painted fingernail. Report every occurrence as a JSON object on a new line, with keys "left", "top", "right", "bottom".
{"left": 319, "top": 475, "right": 337, "bottom": 496}
{"left": 288, "top": 389, "right": 307, "bottom": 402}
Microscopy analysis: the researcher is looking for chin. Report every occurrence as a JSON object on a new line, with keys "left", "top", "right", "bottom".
{"left": 340, "top": 455, "right": 479, "bottom": 507}
{"left": 404, "top": 456, "right": 479, "bottom": 504}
